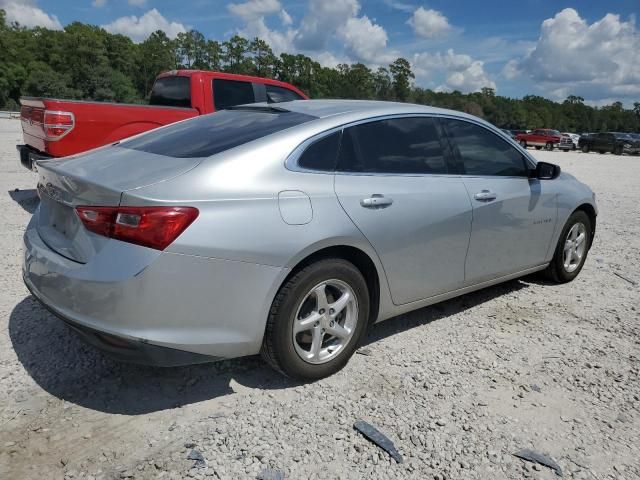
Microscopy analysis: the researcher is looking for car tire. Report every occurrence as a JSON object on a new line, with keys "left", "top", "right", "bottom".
{"left": 519, "top": 140, "right": 527, "bottom": 148}
{"left": 544, "top": 211, "right": 592, "bottom": 283}
{"left": 545, "top": 142, "right": 554, "bottom": 151}
{"left": 581, "top": 144, "right": 590, "bottom": 153}
{"left": 261, "top": 258, "right": 370, "bottom": 380}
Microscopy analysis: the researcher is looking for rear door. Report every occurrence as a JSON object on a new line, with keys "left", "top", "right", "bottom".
{"left": 333, "top": 116, "right": 472, "bottom": 305}
{"left": 440, "top": 118, "right": 557, "bottom": 285}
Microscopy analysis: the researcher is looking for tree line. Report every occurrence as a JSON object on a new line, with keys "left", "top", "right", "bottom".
{"left": 1, "top": 10, "right": 639, "bottom": 133}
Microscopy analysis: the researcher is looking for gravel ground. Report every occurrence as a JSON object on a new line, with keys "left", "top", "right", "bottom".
{"left": 0, "top": 117, "right": 638, "bottom": 480}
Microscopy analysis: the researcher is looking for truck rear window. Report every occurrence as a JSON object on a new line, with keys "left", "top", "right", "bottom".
{"left": 149, "top": 76, "right": 191, "bottom": 108}
{"left": 121, "top": 108, "right": 316, "bottom": 158}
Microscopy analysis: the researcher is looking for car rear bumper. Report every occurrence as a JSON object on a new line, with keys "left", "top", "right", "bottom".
{"left": 22, "top": 216, "right": 286, "bottom": 365}
{"left": 16, "top": 144, "right": 51, "bottom": 171}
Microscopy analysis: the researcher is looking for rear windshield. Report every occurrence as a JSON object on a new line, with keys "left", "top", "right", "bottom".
{"left": 122, "top": 108, "right": 316, "bottom": 158}
{"left": 149, "top": 76, "right": 191, "bottom": 108}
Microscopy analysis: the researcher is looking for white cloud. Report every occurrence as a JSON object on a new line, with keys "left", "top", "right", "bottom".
{"left": 413, "top": 49, "right": 495, "bottom": 92}
{"left": 510, "top": 8, "right": 640, "bottom": 102}
{"left": 128, "top": 0, "right": 147, "bottom": 6}
{"left": 92, "top": 0, "right": 107, "bottom": 7}
{"left": 228, "top": 0, "right": 281, "bottom": 21}
{"left": 279, "top": 9, "right": 292, "bottom": 26}
{"left": 316, "top": 51, "right": 348, "bottom": 68}
{"left": 0, "top": 0, "right": 62, "bottom": 29}
{"left": 294, "top": 0, "right": 360, "bottom": 50}
{"left": 102, "top": 8, "right": 186, "bottom": 42}
{"left": 338, "top": 15, "right": 392, "bottom": 64}
{"left": 408, "top": 7, "right": 451, "bottom": 39}
{"left": 238, "top": 18, "right": 296, "bottom": 53}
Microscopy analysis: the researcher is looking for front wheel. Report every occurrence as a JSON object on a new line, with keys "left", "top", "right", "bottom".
{"left": 261, "top": 259, "right": 370, "bottom": 379}
{"left": 545, "top": 211, "right": 592, "bottom": 283}
{"left": 545, "top": 142, "right": 554, "bottom": 151}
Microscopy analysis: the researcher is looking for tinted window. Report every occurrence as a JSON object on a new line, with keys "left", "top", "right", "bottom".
{"left": 298, "top": 132, "right": 340, "bottom": 171}
{"left": 123, "top": 109, "right": 315, "bottom": 158}
{"left": 149, "top": 76, "right": 191, "bottom": 108}
{"left": 213, "top": 79, "right": 255, "bottom": 110}
{"left": 266, "top": 85, "right": 304, "bottom": 103}
{"left": 442, "top": 119, "right": 527, "bottom": 177}
{"left": 337, "top": 117, "right": 448, "bottom": 174}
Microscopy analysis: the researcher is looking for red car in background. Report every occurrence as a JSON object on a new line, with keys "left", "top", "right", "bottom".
{"left": 17, "top": 70, "right": 307, "bottom": 170}
{"left": 515, "top": 129, "right": 562, "bottom": 151}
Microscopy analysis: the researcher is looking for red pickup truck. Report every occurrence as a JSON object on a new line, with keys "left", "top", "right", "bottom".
{"left": 515, "top": 129, "right": 562, "bottom": 151}
{"left": 17, "top": 70, "right": 307, "bottom": 170}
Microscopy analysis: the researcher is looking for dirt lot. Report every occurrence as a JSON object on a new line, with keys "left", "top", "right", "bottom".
{"left": 0, "top": 117, "right": 638, "bottom": 480}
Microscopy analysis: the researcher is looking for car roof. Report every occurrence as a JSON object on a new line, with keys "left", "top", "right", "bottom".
{"left": 258, "top": 99, "right": 465, "bottom": 121}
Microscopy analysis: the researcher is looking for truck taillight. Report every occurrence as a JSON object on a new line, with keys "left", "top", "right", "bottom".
{"left": 43, "top": 110, "right": 75, "bottom": 140}
{"left": 76, "top": 206, "right": 199, "bottom": 251}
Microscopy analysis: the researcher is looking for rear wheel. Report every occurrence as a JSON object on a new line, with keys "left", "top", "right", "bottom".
{"left": 261, "top": 259, "right": 369, "bottom": 379}
{"left": 545, "top": 211, "right": 592, "bottom": 283}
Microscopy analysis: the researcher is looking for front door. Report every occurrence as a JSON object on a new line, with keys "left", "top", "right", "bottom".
{"left": 440, "top": 118, "right": 557, "bottom": 285}
{"left": 333, "top": 116, "right": 472, "bottom": 305}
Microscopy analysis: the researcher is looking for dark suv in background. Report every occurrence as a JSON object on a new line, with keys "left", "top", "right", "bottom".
{"left": 579, "top": 132, "right": 640, "bottom": 155}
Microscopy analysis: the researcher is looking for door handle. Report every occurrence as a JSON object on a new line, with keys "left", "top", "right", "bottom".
{"left": 360, "top": 194, "right": 393, "bottom": 208}
{"left": 473, "top": 190, "right": 497, "bottom": 201}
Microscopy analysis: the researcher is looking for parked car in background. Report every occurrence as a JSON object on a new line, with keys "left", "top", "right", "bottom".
{"left": 515, "top": 129, "right": 562, "bottom": 150}
{"left": 16, "top": 70, "right": 307, "bottom": 170}
{"left": 23, "top": 100, "right": 597, "bottom": 379}
{"left": 501, "top": 129, "right": 517, "bottom": 139}
{"left": 559, "top": 133, "right": 579, "bottom": 151}
{"left": 578, "top": 132, "right": 640, "bottom": 155}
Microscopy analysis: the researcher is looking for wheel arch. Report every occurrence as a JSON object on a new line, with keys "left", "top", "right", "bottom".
{"left": 279, "top": 244, "right": 382, "bottom": 325}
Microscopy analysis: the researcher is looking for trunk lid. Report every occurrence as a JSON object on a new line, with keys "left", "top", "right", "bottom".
{"left": 35, "top": 146, "right": 202, "bottom": 263}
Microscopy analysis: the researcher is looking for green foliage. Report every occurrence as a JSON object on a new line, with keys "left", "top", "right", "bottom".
{"left": 0, "top": 10, "right": 637, "bottom": 132}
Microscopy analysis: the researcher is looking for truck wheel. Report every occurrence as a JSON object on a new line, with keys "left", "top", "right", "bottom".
{"left": 519, "top": 140, "right": 527, "bottom": 148}
{"left": 581, "top": 144, "right": 590, "bottom": 153}
{"left": 613, "top": 145, "right": 623, "bottom": 155}
{"left": 545, "top": 142, "right": 554, "bottom": 151}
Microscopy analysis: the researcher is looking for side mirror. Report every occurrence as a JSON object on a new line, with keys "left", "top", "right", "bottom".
{"left": 531, "top": 161, "right": 561, "bottom": 180}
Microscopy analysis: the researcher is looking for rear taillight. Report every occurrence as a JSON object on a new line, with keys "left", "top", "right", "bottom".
{"left": 76, "top": 206, "right": 199, "bottom": 250}
{"left": 43, "top": 110, "right": 75, "bottom": 140}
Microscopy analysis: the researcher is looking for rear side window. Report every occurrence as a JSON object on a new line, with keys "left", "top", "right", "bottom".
{"left": 298, "top": 132, "right": 341, "bottom": 171}
{"left": 149, "top": 76, "right": 191, "bottom": 108}
{"left": 122, "top": 109, "right": 316, "bottom": 158}
{"left": 442, "top": 118, "right": 527, "bottom": 177}
{"left": 213, "top": 79, "right": 255, "bottom": 110}
{"left": 337, "top": 117, "right": 448, "bottom": 174}
{"left": 266, "top": 85, "right": 304, "bottom": 103}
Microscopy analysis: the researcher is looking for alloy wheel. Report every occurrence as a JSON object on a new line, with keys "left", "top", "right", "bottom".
{"left": 563, "top": 222, "right": 587, "bottom": 273}
{"left": 292, "top": 279, "right": 358, "bottom": 364}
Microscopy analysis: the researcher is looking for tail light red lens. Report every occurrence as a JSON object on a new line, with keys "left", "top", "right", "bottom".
{"left": 75, "top": 206, "right": 199, "bottom": 250}
{"left": 43, "top": 110, "right": 75, "bottom": 140}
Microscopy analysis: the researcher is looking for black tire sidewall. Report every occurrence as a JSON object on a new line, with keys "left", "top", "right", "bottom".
{"left": 552, "top": 211, "right": 592, "bottom": 282}
{"left": 269, "top": 259, "right": 370, "bottom": 379}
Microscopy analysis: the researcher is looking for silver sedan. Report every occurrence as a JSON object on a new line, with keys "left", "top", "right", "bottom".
{"left": 23, "top": 100, "right": 597, "bottom": 379}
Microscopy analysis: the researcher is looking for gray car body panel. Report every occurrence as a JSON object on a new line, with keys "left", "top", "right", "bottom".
{"left": 23, "top": 100, "right": 597, "bottom": 360}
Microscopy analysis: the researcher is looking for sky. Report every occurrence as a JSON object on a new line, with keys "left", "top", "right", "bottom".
{"left": 2, "top": 0, "right": 639, "bottom": 106}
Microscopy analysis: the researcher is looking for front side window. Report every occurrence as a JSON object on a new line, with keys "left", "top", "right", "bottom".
{"left": 266, "top": 85, "right": 304, "bottom": 103}
{"left": 213, "top": 79, "right": 255, "bottom": 110}
{"left": 149, "top": 76, "right": 191, "bottom": 108}
{"left": 337, "top": 117, "right": 448, "bottom": 174}
{"left": 441, "top": 118, "right": 528, "bottom": 177}
{"left": 297, "top": 132, "right": 341, "bottom": 171}
{"left": 123, "top": 109, "right": 315, "bottom": 158}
